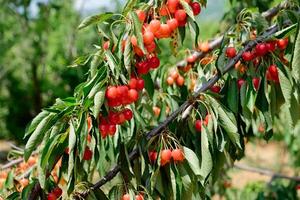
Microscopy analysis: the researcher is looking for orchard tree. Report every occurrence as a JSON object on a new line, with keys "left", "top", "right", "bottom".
{"left": 1, "top": 0, "right": 300, "bottom": 199}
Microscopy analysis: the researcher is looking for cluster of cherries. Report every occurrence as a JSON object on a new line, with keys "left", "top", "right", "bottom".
{"left": 166, "top": 69, "right": 185, "bottom": 86}
{"left": 149, "top": 148, "right": 185, "bottom": 166}
{"left": 195, "top": 114, "right": 210, "bottom": 132}
{"left": 47, "top": 187, "right": 62, "bottom": 200}
{"left": 121, "top": 193, "right": 144, "bottom": 200}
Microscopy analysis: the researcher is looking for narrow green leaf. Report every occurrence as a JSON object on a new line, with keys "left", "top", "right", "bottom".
{"left": 292, "top": 23, "right": 300, "bottom": 83}
{"left": 93, "top": 90, "right": 105, "bottom": 118}
{"left": 180, "top": 0, "right": 195, "bottom": 21}
{"left": 183, "top": 147, "right": 201, "bottom": 177}
{"left": 78, "top": 12, "right": 113, "bottom": 30}
{"left": 200, "top": 128, "right": 212, "bottom": 180}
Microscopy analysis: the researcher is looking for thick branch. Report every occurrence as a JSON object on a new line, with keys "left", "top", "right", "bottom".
{"left": 234, "top": 163, "right": 300, "bottom": 182}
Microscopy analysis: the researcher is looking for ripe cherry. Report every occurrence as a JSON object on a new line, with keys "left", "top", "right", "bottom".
{"left": 195, "top": 120, "right": 202, "bottom": 132}
{"left": 237, "top": 79, "right": 246, "bottom": 90}
{"left": 175, "top": 9, "right": 187, "bottom": 22}
{"left": 135, "top": 194, "right": 144, "bottom": 200}
{"left": 167, "top": 0, "right": 179, "bottom": 13}
{"left": 117, "top": 85, "right": 129, "bottom": 98}
{"left": 148, "top": 56, "right": 160, "bottom": 69}
{"left": 242, "top": 51, "right": 253, "bottom": 61}
{"left": 167, "top": 76, "right": 174, "bottom": 85}
{"left": 149, "top": 151, "right": 158, "bottom": 163}
{"left": 123, "top": 108, "right": 133, "bottom": 120}
{"left": 128, "top": 89, "right": 139, "bottom": 102}
{"left": 226, "top": 47, "right": 236, "bottom": 58}
{"left": 83, "top": 147, "right": 92, "bottom": 160}
{"left": 153, "top": 106, "right": 161, "bottom": 117}
{"left": 149, "top": 19, "right": 161, "bottom": 33}
{"left": 136, "top": 78, "right": 145, "bottom": 90}
{"left": 136, "top": 10, "right": 146, "bottom": 22}
{"left": 122, "top": 194, "right": 130, "bottom": 200}
{"left": 167, "top": 18, "right": 179, "bottom": 31}
{"left": 117, "top": 112, "right": 126, "bottom": 124}
{"left": 143, "top": 31, "right": 155, "bottom": 45}
{"left": 255, "top": 43, "right": 268, "bottom": 56}
{"left": 178, "top": 18, "right": 187, "bottom": 27}
{"left": 106, "top": 86, "right": 118, "bottom": 99}
{"left": 171, "top": 149, "right": 185, "bottom": 162}
{"left": 52, "top": 187, "right": 62, "bottom": 197}
{"left": 103, "top": 41, "right": 110, "bottom": 50}
{"left": 108, "top": 124, "right": 116, "bottom": 135}
{"left": 128, "top": 78, "right": 137, "bottom": 89}
{"left": 159, "top": 6, "right": 168, "bottom": 16}
{"left": 210, "top": 85, "right": 221, "bottom": 93}
{"left": 191, "top": 2, "right": 201, "bottom": 15}
{"left": 133, "top": 46, "right": 144, "bottom": 57}
{"left": 19, "top": 178, "right": 29, "bottom": 187}
{"left": 277, "top": 38, "right": 288, "bottom": 50}
{"left": 157, "top": 24, "right": 171, "bottom": 37}
{"left": 199, "top": 41, "right": 210, "bottom": 52}
{"left": 146, "top": 41, "right": 156, "bottom": 53}
{"left": 268, "top": 65, "right": 279, "bottom": 82}
{"left": 160, "top": 149, "right": 172, "bottom": 166}
{"left": 47, "top": 193, "right": 57, "bottom": 200}
{"left": 252, "top": 77, "right": 261, "bottom": 91}
{"left": 187, "top": 54, "right": 197, "bottom": 63}
{"left": 266, "top": 41, "right": 276, "bottom": 52}
{"left": 170, "top": 70, "right": 179, "bottom": 79}
{"left": 136, "top": 61, "right": 150, "bottom": 75}
{"left": 176, "top": 75, "right": 185, "bottom": 86}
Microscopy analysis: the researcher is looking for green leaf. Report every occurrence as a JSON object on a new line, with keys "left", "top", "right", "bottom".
{"left": 200, "top": 128, "right": 212, "bottom": 180}
{"left": 183, "top": 147, "right": 201, "bottom": 177}
{"left": 93, "top": 90, "right": 105, "bottom": 118}
{"left": 78, "top": 12, "right": 113, "bottom": 30}
{"left": 124, "top": 37, "right": 132, "bottom": 72}
{"left": 142, "top": 74, "right": 154, "bottom": 98}
{"left": 24, "top": 111, "right": 49, "bottom": 138}
{"left": 226, "top": 78, "right": 238, "bottom": 114}
{"left": 122, "top": 0, "right": 138, "bottom": 16}
{"left": 278, "top": 68, "right": 292, "bottom": 107}
{"left": 292, "top": 23, "right": 300, "bottom": 83}
{"left": 180, "top": 0, "right": 195, "bottom": 21}
{"left": 104, "top": 50, "right": 118, "bottom": 76}
{"left": 130, "top": 12, "right": 146, "bottom": 54}
{"left": 68, "top": 54, "right": 92, "bottom": 68}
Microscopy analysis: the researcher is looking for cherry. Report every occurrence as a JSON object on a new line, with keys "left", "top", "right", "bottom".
{"left": 19, "top": 178, "right": 29, "bottom": 187}
{"left": 277, "top": 38, "right": 288, "bottom": 50}
{"left": 136, "top": 10, "right": 146, "bottom": 23}
{"left": 167, "top": 0, "right": 179, "bottom": 13}
{"left": 160, "top": 149, "right": 172, "bottom": 166}
{"left": 268, "top": 65, "right": 279, "bottom": 82}
{"left": 149, "top": 151, "right": 158, "bottom": 163}
{"left": 255, "top": 43, "right": 268, "bottom": 56}
{"left": 123, "top": 108, "right": 133, "bottom": 120}
{"left": 133, "top": 46, "right": 144, "bottom": 57}
{"left": 167, "top": 77, "right": 174, "bottom": 85}
{"left": 156, "top": 24, "right": 171, "bottom": 38}
{"left": 83, "top": 147, "right": 92, "bottom": 160}
{"left": 210, "top": 85, "right": 221, "bottom": 93}
{"left": 178, "top": 18, "right": 187, "bottom": 27}
{"left": 191, "top": 2, "right": 201, "bottom": 15}
{"left": 176, "top": 75, "right": 185, "bottom": 86}
{"left": 136, "top": 78, "right": 145, "bottom": 90}
{"left": 252, "top": 77, "right": 261, "bottom": 91}
{"left": 170, "top": 70, "right": 179, "bottom": 79}
{"left": 135, "top": 194, "right": 144, "bottom": 200}
{"left": 143, "top": 31, "right": 155, "bottom": 45}
{"left": 167, "top": 18, "right": 179, "bottom": 31}
{"left": 195, "top": 120, "right": 202, "bottom": 132}
{"left": 128, "top": 89, "right": 139, "bottom": 102}
{"left": 117, "top": 85, "right": 129, "bottom": 98}
{"left": 171, "top": 149, "right": 185, "bottom": 162}
{"left": 159, "top": 6, "right": 168, "bottom": 16}
{"left": 242, "top": 51, "right": 253, "bottom": 61}
{"left": 117, "top": 112, "right": 126, "bottom": 124}
{"left": 131, "top": 36, "right": 138, "bottom": 46}
{"left": 266, "top": 71, "right": 272, "bottom": 81}
{"left": 204, "top": 114, "right": 210, "bottom": 126}
{"left": 129, "top": 78, "right": 137, "bottom": 89}
{"left": 106, "top": 86, "right": 118, "bottom": 99}
{"left": 148, "top": 56, "right": 160, "bottom": 69}
{"left": 149, "top": 19, "right": 161, "bottom": 33}
{"left": 103, "top": 41, "right": 110, "bottom": 50}
{"left": 187, "top": 54, "right": 197, "bottom": 63}
{"left": 108, "top": 124, "right": 116, "bottom": 135}
{"left": 266, "top": 41, "right": 276, "bottom": 52}
{"left": 52, "top": 187, "right": 62, "bottom": 197}
{"left": 122, "top": 194, "right": 130, "bottom": 200}
{"left": 226, "top": 47, "right": 236, "bottom": 58}
{"left": 175, "top": 9, "right": 187, "bottom": 22}
{"left": 153, "top": 106, "right": 161, "bottom": 117}
{"left": 258, "top": 124, "right": 265, "bottom": 133}
{"left": 136, "top": 61, "right": 150, "bottom": 75}
{"left": 146, "top": 42, "right": 156, "bottom": 53}
{"left": 237, "top": 78, "right": 246, "bottom": 90}
{"left": 47, "top": 193, "right": 57, "bottom": 200}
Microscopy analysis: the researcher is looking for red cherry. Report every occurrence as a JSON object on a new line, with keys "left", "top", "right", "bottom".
{"left": 52, "top": 187, "right": 62, "bottom": 197}
{"left": 167, "top": 0, "right": 179, "bottom": 13}
{"left": 149, "top": 19, "right": 161, "bottom": 33}
{"left": 167, "top": 18, "right": 179, "bottom": 31}
{"left": 108, "top": 112, "right": 119, "bottom": 124}
{"left": 175, "top": 9, "right": 187, "bottom": 22}
{"left": 47, "top": 193, "right": 57, "bottom": 200}
{"left": 255, "top": 43, "right": 268, "bottom": 56}
{"left": 237, "top": 79, "right": 246, "bottom": 90}
{"left": 177, "top": 18, "right": 187, "bottom": 27}
{"left": 268, "top": 65, "right": 279, "bottom": 83}
{"left": 171, "top": 149, "right": 185, "bottom": 162}
{"left": 148, "top": 56, "right": 160, "bottom": 69}
{"left": 266, "top": 41, "right": 276, "bottom": 52}
{"left": 195, "top": 120, "right": 202, "bottom": 132}
{"left": 106, "top": 86, "right": 118, "bottom": 99}
{"left": 83, "top": 147, "right": 92, "bottom": 160}
{"left": 242, "top": 51, "right": 253, "bottom": 61}
{"left": 128, "top": 89, "right": 139, "bottom": 102}
{"left": 136, "top": 78, "right": 145, "bottom": 90}
{"left": 117, "top": 85, "right": 129, "bottom": 97}
{"left": 146, "top": 41, "right": 156, "bottom": 53}
{"left": 122, "top": 194, "right": 130, "bottom": 200}
{"left": 176, "top": 75, "right": 185, "bottom": 86}
{"left": 135, "top": 194, "right": 144, "bottom": 200}
{"left": 123, "top": 108, "right": 133, "bottom": 121}
{"left": 252, "top": 77, "right": 261, "bottom": 91}
{"left": 129, "top": 78, "right": 137, "bottom": 89}
{"left": 226, "top": 47, "right": 236, "bottom": 58}
{"left": 143, "top": 31, "right": 155, "bottom": 45}
{"left": 131, "top": 36, "right": 138, "bottom": 46}
{"left": 159, "top": 6, "right": 168, "bottom": 16}
{"left": 149, "top": 151, "right": 157, "bottom": 163}
{"left": 191, "top": 2, "right": 201, "bottom": 15}
{"left": 117, "top": 112, "right": 126, "bottom": 124}
{"left": 108, "top": 124, "right": 116, "bottom": 135}
{"left": 156, "top": 24, "right": 171, "bottom": 38}
{"left": 136, "top": 61, "right": 150, "bottom": 75}
{"left": 160, "top": 149, "right": 172, "bottom": 166}
{"left": 133, "top": 46, "right": 144, "bottom": 57}
{"left": 187, "top": 54, "right": 197, "bottom": 63}
{"left": 136, "top": 10, "right": 146, "bottom": 23}
{"left": 210, "top": 85, "right": 221, "bottom": 93}
{"left": 103, "top": 41, "right": 110, "bottom": 50}
{"left": 277, "top": 38, "right": 288, "bottom": 50}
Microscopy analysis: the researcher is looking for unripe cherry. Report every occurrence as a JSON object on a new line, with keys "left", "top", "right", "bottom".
{"left": 237, "top": 78, "right": 246, "bottom": 90}
{"left": 252, "top": 77, "right": 261, "bottom": 91}
{"left": 103, "top": 41, "right": 110, "bottom": 50}
{"left": 176, "top": 75, "right": 185, "bottom": 86}
{"left": 167, "top": 18, "right": 179, "bottom": 31}
{"left": 175, "top": 9, "right": 187, "bottom": 22}
{"left": 167, "top": 76, "right": 174, "bottom": 85}
{"left": 160, "top": 149, "right": 172, "bottom": 166}
{"left": 136, "top": 10, "right": 146, "bottom": 22}
{"left": 167, "top": 0, "right": 179, "bottom": 13}
{"left": 122, "top": 194, "right": 130, "bottom": 200}
{"left": 170, "top": 70, "right": 179, "bottom": 79}
{"left": 143, "top": 31, "right": 155, "bottom": 45}
{"left": 204, "top": 114, "right": 210, "bottom": 126}
{"left": 153, "top": 106, "right": 161, "bottom": 117}
{"left": 226, "top": 47, "right": 236, "bottom": 58}
{"left": 195, "top": 120, "right": 202, "bottom": 132}
{"left": 191, "top": 2, "right": 201, "bottom": 15}
{"left": 136, "top": 78, "right": 145, "bottom": 90}
{"left": 135, "top": 194, "right": 144, "bottom": 200}
{"left": 171, "top": 149, "right": 185, "bottom": 162}
{"left": 149, "top": 19, "right": 161, "bottom": 33}
{"left": 83, "top": 147, "right": 92, "bottom": 160}
{"left": 123, "top": 108, "right": 133, "bottom": 120}
{"left": 133, "top": 46, "right": 144, "bottom": 57}
{"left": 187, "top": 54, "right": 197, "bottom": 63}
{"left": 242, "top": 51, "right": 253, "bottom": 61}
